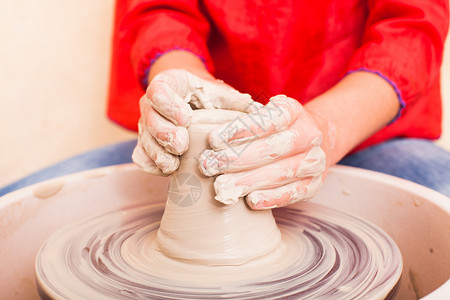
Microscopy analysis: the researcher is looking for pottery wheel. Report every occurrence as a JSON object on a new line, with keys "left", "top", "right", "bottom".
{"left": 35, "top": 110, "right": 402, "bottom": 299}
{"left": 35, "top": 201, "right": 402, "bottom": 299}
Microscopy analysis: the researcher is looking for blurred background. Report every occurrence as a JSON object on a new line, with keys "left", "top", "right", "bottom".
{"left": 0, "top": 0, "right": 449, "bottom": 187}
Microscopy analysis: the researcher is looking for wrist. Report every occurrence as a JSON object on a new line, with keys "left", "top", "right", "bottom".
{"left": 305, "top": 108, "right": 336, "bottom": 168}
{"left": 148, "top": 50, "right": 214, "bottom": 83}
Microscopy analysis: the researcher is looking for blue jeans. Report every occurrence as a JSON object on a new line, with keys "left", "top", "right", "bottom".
{"left": 1, "top": 138, "right": 449, "bottom": 198}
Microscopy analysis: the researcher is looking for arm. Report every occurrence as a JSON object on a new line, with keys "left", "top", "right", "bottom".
{"left": 122, "top": 2, "right": 261, "bottom": 174}
{"left": 305, "top": 71, "right": 399, "bottom": 167}
{"left": 118, "top": 0, "right": 215, "bottom": 88}
{"left": 311, "top": 0, "right": 448, "bottom": 162}
{"left": 108, "top": 0, "right": 215, "bottom": 131}
{"left": 197, "top": 71, "right": 398, "bottom": 208}
{"left": 199, "top": 0, "right": 448, "bottom": 209}
{"left": 345, "top": 0, "right": 449, "bottom": 151}
{"left": 143, "top": 53, "right": 398, "bottom": 175}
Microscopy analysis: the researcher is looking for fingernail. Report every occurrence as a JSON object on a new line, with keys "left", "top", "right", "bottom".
{"left": 198, "top": 150, "right": 221, "bottom": 176}
{"left": 214, "top": 175, "right": 243, "bottom": 205}
{"left": 164, "top": 127, "right": 189, "bottom": 155}
{"left": 155, "top": 154, "right": 179, "bottom": 175}
{"left": 247, "top": 194, "right": 263, "bottom": 209}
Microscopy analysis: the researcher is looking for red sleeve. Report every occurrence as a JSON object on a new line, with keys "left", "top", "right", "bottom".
{"left": 122, "top": 0, "right": 214, "bottom": 88}
{"left": 346, "top": 0, "right": 449, "bottom": 121}
{"left": 107, "top": 0, "right": 213, "bottom": 131}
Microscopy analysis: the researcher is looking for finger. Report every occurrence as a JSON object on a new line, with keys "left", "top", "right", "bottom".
{"left": 131, "top": 141, "right": 167, "bottom": 176}
{"left": 188, "top": 76, "right": 262, "bottom": 113}
{"left": 246, "top": 176, "right": 323, "bottom": 210}
{"left": 199, "top": 122, "right": 322, "bottom": 176}
{"left": 146, "top": 76, "right": 193, "bottom": 127}
{"left": 213, "top": 146, "right": 326, "bottom": 204}
{"left": 139, "top": 123, "right": 180, "bottom": 174}
{"left": 207, "top": 95, "right": 302, "bottom": 150}
{"left": 142, "top": 100, "right": 189, "bottom": 155}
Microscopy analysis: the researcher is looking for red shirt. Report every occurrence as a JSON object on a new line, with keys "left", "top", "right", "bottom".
{"left": 108, "top": 0, "right": 449, "bottom": 152}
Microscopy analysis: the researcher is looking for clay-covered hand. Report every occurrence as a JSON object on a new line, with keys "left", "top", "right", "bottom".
{"left": 132, "top": 69, "right": 261, "bottom": 175}
{"left": 198, "top": 95, "right": 333, "bottom": 210}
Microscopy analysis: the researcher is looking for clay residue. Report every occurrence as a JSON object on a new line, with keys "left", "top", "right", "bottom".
{"left": 413, "top": 197, "right": 424, "bottom": 207}
{"left": 409, "top": 268, "right": 423, "bottom": 299}
{"left": 33, "top": 181, "right": 64, "bottom": 199}
{"left": 83, "top": 170, "right": 106, "bottom": 179}
{"left": 342, "top": 189, "right": 351, "bottom": 196}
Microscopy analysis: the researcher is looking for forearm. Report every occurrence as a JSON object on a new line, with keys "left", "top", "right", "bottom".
{"left": 148, "top": 50, "right": 213, "bottom": 83}
{"left": 305, "top": 71, "right": 399, "bottom": 166}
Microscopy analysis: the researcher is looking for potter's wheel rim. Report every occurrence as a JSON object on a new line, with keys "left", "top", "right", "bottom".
{"left": 328, "top": 166, "right": 450, "bottom": 214}
{"left": 2, "top": 164, "right": 449, "bottom": 214}
{"left": 0, "top": 164, "right": 143, "bottom": 209}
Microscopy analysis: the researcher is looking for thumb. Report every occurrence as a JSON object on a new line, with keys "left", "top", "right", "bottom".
{"left": 190, "top": 78, "right": 263, "bottom": 113}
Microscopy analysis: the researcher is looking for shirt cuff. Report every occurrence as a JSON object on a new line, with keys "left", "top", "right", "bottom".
{"left": 139, "top": 47, "right": 213, "bottom": 89}
{"left": 346, "top": 68, "right": 406, "bottom": 124}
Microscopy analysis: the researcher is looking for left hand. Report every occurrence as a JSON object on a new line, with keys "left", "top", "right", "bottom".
{"left": 198, "top": 95, "right": 334, "bottom": 210}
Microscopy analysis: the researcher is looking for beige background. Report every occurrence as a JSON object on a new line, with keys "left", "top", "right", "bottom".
{"left": 0, "top": 0, "right": 449, "bottom": 187}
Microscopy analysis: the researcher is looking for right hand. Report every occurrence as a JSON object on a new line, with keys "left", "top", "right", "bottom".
{"left": 132, "top": 69, "right": 261, "bottom": 175}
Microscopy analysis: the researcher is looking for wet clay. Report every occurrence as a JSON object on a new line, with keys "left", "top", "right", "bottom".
{"left": 35, "top": 110, "right": 403, "bottom": 299}
{"left": 151, "top": 109, "right": 282, "bottom": 266}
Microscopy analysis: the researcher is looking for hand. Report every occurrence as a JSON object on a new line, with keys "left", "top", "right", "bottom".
{"left": 198, "top": 95, "right": 333, "bottom": 209}
{"left": 132, "top": 69, "right": 261, "bottom": 175}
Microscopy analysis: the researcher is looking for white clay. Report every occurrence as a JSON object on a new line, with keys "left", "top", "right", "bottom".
{"left": 151, "top": 109, "right": 282, "bottom": 265}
